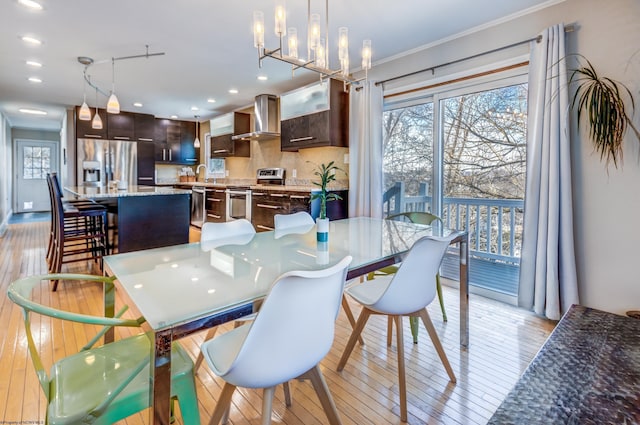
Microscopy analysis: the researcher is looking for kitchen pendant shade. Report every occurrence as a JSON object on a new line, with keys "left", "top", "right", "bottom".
{"left": 91, "top": 111, "right": 103, "bottom": 129}
{"left": 79, "top": 101, "right": 91, "bottom": 120}
{"left": 193, "top": 116, "right": 200, "bottom": 148}
{"left": 107, "top": 93, "right": 120, "bottom": 114}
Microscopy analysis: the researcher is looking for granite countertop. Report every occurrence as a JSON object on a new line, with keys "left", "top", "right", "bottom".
{"left": 65, "top": 185, "right": 191, "bottom": 199}
{"left": 488, "top": 304, "right": 640, "bottom": 424}
{"left": 158, "top": 180, "right": 348, "bottom": 192}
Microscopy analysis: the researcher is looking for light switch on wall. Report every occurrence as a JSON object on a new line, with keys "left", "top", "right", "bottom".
{"left": 292, "top": 169, "right": 297, "bottom": 178}
{"left": 344, "top": 153, "right": 349, "bottom": 164}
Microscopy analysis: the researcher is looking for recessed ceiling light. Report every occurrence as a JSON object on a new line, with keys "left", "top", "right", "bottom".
{"left": 26, "top": 60, "right": 42, "bottom": 67}
{"left": 18, "top": 0, "right": 43, "bottom": 10}
{"left": 191, "top": 106, "right": 199, "bottom": 111}
{"left": 207, "top": 98, "right": 216, "bottom": 103}
{"left": 170, "top": 115, "right": 178, "bottom": 119}
{"left": 19, "top": 108, "right": 47, "bottom": 115}
{"left": 257, "top": 75, "right": 268, "bottom": 81}
{"left": 21, "top": 36, "right": 42, "bottom": 45}
{"left": 28, "top": 77, "right": 42, "bottom": 83}
{"left": 229, "top": 89, "right": 238, "bottom": 94}
{"left": 133, "top": 102, "right": 143, "bottom": 107}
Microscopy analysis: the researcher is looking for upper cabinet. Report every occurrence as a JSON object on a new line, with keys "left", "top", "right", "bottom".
{"left": 154, "top": 119, "right": 196, "bottom": 165}
{"left": 180, "top": 121, "right": 198, "bottom": 164}
{"left": 75, "top": 106, "right": 108, "bottom": 139}
{"left": 280, "top": 78, "right": 349, "bottom": 151}
{"left": 210, "top": 112, "right": 251, "bottom": 157}
{"left": 134, "top": 113, "right": 156, "bottom": 142}
{"left": 106, "top": 111, "right": 135, "bottom": 140}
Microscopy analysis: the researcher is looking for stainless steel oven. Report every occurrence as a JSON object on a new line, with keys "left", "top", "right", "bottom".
{"left": 225, "top": 187, "right": 252, "bottom": 221}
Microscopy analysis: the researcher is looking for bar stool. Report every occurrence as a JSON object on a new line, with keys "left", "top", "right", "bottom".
{"left": 46, "top": 173, "right": 108, "bottom": 291}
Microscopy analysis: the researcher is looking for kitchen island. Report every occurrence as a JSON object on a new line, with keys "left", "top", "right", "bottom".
{"left": 65, "top": 185, "right": 191, "bottom": 253}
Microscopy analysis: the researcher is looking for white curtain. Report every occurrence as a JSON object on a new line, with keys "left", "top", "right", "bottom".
{"left": 518, "top": 23, "right": 578, "bottom": 320}
{"left": 348, "top": 81, "right": 383, "bottom": 218}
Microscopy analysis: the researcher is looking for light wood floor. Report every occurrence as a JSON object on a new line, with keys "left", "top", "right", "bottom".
{"left": 0, "top": 220, "right": 556, "bottom": 425}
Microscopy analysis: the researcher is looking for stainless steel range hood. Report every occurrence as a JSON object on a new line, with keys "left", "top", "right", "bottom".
{"left": 232, "top": 94, "right": 280, "bottom": 141}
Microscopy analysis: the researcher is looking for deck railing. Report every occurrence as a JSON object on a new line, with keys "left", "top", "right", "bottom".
{"left": 383, "top": 181, "right": 523, "bottom": 266}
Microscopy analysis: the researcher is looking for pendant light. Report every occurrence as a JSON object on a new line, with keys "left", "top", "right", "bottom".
{"left": 91, "top": 87, "right": 103, "bottom": 129}
{"left": 79, "top": 71, "right": 91, "bottom": 120}
{"left": 106, "top": 58, "right": 120, "bottom": 114}
{"left": 193, "top": 116, "right": 201, "bottom": 148}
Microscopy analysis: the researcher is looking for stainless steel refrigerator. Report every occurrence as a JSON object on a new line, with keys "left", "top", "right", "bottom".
{"left": 77, "top": 138, "right": 137, "bottom": 187}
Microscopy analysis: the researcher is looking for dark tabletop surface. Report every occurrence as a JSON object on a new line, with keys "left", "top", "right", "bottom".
{"left": 488, "top": 304, "right": 640, "bottom": 425}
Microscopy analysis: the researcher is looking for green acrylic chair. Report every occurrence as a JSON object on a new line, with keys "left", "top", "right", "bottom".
{"left": 8, "top": 273, "right": 201, "bottom": 425}
{"left": 369, "top": 212, "right": 448, "bottom": 344}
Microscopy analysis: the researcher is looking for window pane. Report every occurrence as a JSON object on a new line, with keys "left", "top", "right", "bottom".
{"left": 382, "top": 102, "right": 434, "bottom": 214}
{"left": 441, "top": 83, "right": 527, "bottom": 258}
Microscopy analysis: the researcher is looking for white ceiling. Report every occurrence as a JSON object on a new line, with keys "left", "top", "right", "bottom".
{"left": 0, "top": 0, "right": 554, "bottom": 131}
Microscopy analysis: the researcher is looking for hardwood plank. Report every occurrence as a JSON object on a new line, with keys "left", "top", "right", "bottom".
{"left": 0, "top": 219, "right": 556, "bottom": 425}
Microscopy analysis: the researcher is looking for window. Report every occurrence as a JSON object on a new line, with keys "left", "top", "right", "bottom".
{"left": 23, "top": 146, "right": 51, "bottom": 179}
{"left": 382, "top": 74, "right": 527, "bottom": 300}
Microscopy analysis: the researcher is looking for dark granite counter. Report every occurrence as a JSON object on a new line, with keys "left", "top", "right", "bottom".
{"left": 488, "top": 304, "right": 640, "bottom": 425}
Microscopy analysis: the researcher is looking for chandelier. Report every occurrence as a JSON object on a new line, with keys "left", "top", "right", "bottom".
{"left": 78, "top": 45, "right": 165, "bottom": 128}
{"left": 253, "top": 0, "right": 372, "bottom": 85}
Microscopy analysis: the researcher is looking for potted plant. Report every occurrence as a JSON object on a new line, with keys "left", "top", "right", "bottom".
{"left": 569, "top": 55, "right": 639, "bottom": 169}
{"left": 310, "top": 161, "right": 344, "bottom": 241}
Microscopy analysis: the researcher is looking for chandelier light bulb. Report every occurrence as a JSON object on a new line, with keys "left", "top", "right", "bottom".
{"left": 338, "top": 27, "right": 348, "bottom": 60}
{"left": 274, "top": 2, "right": 286, "bottom": 37}
{"left": 308, "top": 13, "right": 321, "bottom": 51}
{"left": 253, "top": 11, "right": 265, "bottom": 49}
{"left": 316, "top": 39, "right": 326, "bottom": 68}
{"left": 362, "top": 39, "right": 372, "bottom": 70}
{"left": 288, "top": 27, "right": 298, "bottom": 58}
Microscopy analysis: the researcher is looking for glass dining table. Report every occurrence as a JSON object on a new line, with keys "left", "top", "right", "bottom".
{"left": 103, "top": 216, "right": 469, "bottom": 425}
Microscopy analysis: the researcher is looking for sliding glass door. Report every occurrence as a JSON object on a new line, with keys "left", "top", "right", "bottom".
{"left": 382, "top": 75, "right": 527, "bottom": 301}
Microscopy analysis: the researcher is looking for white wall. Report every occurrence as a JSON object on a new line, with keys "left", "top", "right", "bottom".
{"left": 365, "top": 0, "right": 640, "bottom": 315}
{"left": 0, "top": 112, "right": 10, "bottom": 235}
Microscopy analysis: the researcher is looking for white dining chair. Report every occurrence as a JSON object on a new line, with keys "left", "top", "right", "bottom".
{"left": 273, "top": 211, "right": 364, "bottom": 345}
{"left": 337, "top": 234, "right": 457, "bottom": 422}
{"left": 201, "top": 256, "right": 352, "bottom": 425}
{"left": 201, "top": 218, "right": 255, "bottom": 242}
{"left": 274, "top": 211, "right": 315, "bottom": 229}
{"left": 195, "top": 219, "right": 257, "bottom": 370}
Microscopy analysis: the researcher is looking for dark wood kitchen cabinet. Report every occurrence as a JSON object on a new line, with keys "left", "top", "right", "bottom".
{"left": 205, "top": 188, "right": 226, "bottom": 223}
{"left": 75, "top": 106, "right": 108, "bottom": 139}
{"left": 180, "top": 121, "right": 198, "bottom": 164}
{"left": 107, "top": 111, "right": 135, "bottom": 140}
{"left": 154, "top": 119, "right": 181, "bottom": 163}
{"left": 136, "top": 141, "right": 155, "bottom": 185}
{"left": 251, "top": 189, "right": 347, "bottom": 232}
{"left": 251, "top": 190, "right": 291, "bottom": 232}
{"left": 134, "top": 113, "right": 156, "bottom": 142}
{"left": 280, "top": 79, "right": 349, "bottom": 151}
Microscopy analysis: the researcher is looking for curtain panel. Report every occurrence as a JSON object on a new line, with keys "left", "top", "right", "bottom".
{"left": 518, "top": 23, "right": 579, "bottom": 320}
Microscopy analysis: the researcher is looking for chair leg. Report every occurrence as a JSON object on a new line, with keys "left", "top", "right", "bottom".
{"left": 436, "top": 274, "right": 447, "bottom": 322}
{"left": 195, "top": 326, "right": 219, "bottom": 370}
{"left": 209, "top": 382, "right": 236, "bottom": 425}
{"left": 417, "top": 308, "right": 456, "bottom": 383}
{"left": 341, "top": 296, "right": 365, "bottom": 345}
{"left": 305, "top": 365, "right": 342, "bottom": 425}
{"left": 337, "top": 308, "right": 371, "bottom": 371}
{"left": 283, "top": 381, "right": 292, "bottom": 407}
{"left": 394, "top": 315, "right": 408, "bottom": 422}
{"left": 387, "top": 316, "right": 393, "bottom": 346}
{"left": 261, "top": 387, "right": 276, "bottom": 425}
